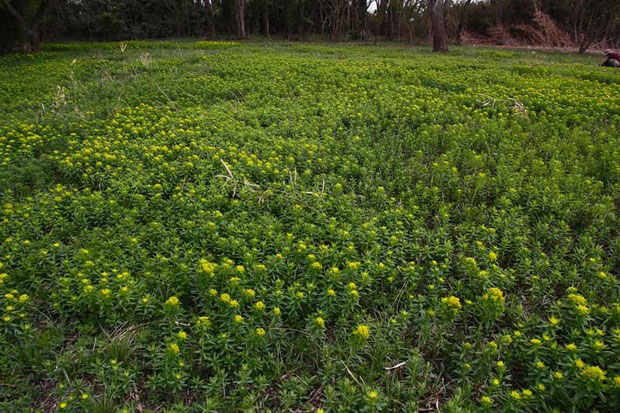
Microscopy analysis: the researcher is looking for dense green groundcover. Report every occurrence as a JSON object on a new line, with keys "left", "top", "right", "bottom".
{"left": 0, "top": 40, "right": 619, "bottom": 411}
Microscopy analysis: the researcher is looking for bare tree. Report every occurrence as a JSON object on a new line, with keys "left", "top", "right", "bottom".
{"left": 428, "top": 0, "right": 448, "bottom": 51}
{"left": 262, "top": 0, "right": 270, "bottom": 37}
{"left": 204, "top": 0, "right": 215, "bottom": 38}
{"left": 358, "top": 0, "right": 369, "bottom": 40}
{"left": 454, "top": 0, "right": 473, "bottom": 45}
{"left": 403, "top": 0, "right": 424, "bottom": 43}
{"left": 571, "top": 0, "right": 620, "bottom": 53}
{"left": 3, "top": 0, "right": 48, "bottom": 52}
{"left": 236, "top": 0, "right": 246, "bottom": 38}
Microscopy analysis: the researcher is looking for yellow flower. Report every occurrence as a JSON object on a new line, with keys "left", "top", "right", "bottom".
{"left": 574, "top": 304, "right": 589, "bottom": 315}
{"left": 234, "top": 315, "right": 243, "bottom": 323}
{"left": 166, "top": 296, "right": 179, "bottom": 306}
{"left": 18, "top": 294, "right": 29, "bottom": 303}
{"left": 580, "top": 365, "right": 606, "bottom": 382}
{"left": 196, "top": 316, "right": 210, "bottom": 328}
{"left": 537, "top": 383, "right": 545, "bottom": 391}
{"left": 353, "top": 324, "right": 370, "bottom": 339}
{"left": 168, "top": 343, "right": 180, "bottom": 354}
{"left": 200, "top": 260, "right": 217, "bottom": 275}
{"left": 510, "top": 390, "right": 520, "bottom": 400}
{"left": 59, "top": 402, "right": 67, "bottom": 409}
{"left": 347, "top": 282, "right": 356, "bottom": 290}
{"left": 496, "top": 361, "right": 505, "bottom": 368}
{"left": 273, "top": 307, "right": 281, "bottom": 316}
{"left": 255, "top": 328, "right": 266, "bottom": 336}
{"left": 177, "top": 331, "right": 187, "bottom": 340}
{"left": 229, "top": 299, "right": 239, "bottom": 308}
{"left": 565, "top": 343, "right": 577, "bottom": 351}
{"left": 554, "top": 371, "right": 564, "bottom": 380}
{"left": 522, "top": 389, "right": 532, "bottom": 398}
{"left": 488, "top": 251, "right": 497, "bottom": 261}
{"left": 315, "top": 317, "right": 325, "bottom": 328}
{"left": 481, "top": 396, "right": 492, "bottom": 406}
{"left": 574, "top": 359, "right": 585, "bottom": 369}
{"left": 530, "top": 338, "right": 542, "bottom": 345}
{"left": 483, "top": 287, "right": 504, "bottom": 303}
{"left": 613, "top": 376, "right": 620, "bottom": 388}
{"left": 549, "top": 316, "right": 560, "bottom": 326}
{"left": 254, "top": 301, "right": 265, "bottom": 311}
{"left": 327, "top": 289, "right": 336, "bottom": 296}
{"left": 347, "top": 261, "right": 360, "bottom": 269}
{"left": 367, "top": 390, "right": 378, "bottom": 400}
{"left": 81, "top": 393, "right": 89, "bottom": 400}
{"left": 568, "top": 293, "right": 586, "bottom": 306}
{"left": 220, "top": 293, "right": 231, "bottom": 303}
{"left": 441, "top": 296, "right": 462, "bottom": 313}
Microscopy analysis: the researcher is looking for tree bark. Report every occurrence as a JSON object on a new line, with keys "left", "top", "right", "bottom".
{"left": 262, "top": 0, "right": 270, "bottom": 37}
{"left": 6, "top": 3, "right": 41, "bottom": 52}
{"left": 298, "top": 0, "right": 304, "bottom": 40}
{"left": 429, "top": 0, "right": 448, "bottom": 52}
{"left": 204, "top": 0, "right": 215, "bottom": 38}
{"left": 358, "top": 0, "right": 367, "bottom": 40}
{"left": 456, "top": 0, "right": 472, "bottom": 45}
{"left": 578, "top": 36, "right": 591, "bottom": 54}
{"left": 235, "top": 0, "right": 246, "bottom": 38}
{"left": 378, "top": 0, "right": 388, "bottom": 39}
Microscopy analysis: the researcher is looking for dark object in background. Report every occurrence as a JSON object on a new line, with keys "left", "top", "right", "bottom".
{"left": 602, "top": 49, "right": 620, "bottom": 67}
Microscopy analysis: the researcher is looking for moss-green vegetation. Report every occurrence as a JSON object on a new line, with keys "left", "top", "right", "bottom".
{"left": 0, "top": 41, "right": 619, "bottom": 411}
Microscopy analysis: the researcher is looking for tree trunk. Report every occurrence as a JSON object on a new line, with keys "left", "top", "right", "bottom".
{"left": 204, "top": 0, "right": 215, "bottom": 38}
{"left": 578, "top": 36, "right": 591, "bottom": 54}
{"left": 456, "top": 0, "right": 472, "bottom": 45}
{"left": 298, "top": 0, "right": 304, "bottom": 40}
{"left": 263, "top": 0, "right": 270, "bottom": 37}
{"left": 378, "top": 0, "right": 388, "bottom": 39}
{"left": 358, "top": 0, "right": 366, "bottom": 40}
{"left": 236, "top": 0, "right": 246, "bottom": 38}
{"left": 29, "top": 22, "right": 41, "bottom": 51}
{"left": 6, "top": 3, "right": 41, "bottom": 52}
{"left": 429, "top": 0, "right": 448, "bottom": 52}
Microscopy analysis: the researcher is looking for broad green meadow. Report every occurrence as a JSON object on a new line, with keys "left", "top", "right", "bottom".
{"left": 0, "top": 41, "right": 619, "bottom": 411}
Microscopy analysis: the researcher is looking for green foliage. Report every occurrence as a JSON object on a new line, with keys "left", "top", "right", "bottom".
{"left": 0, "top": 41, "right": 619, "bottom": 411}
